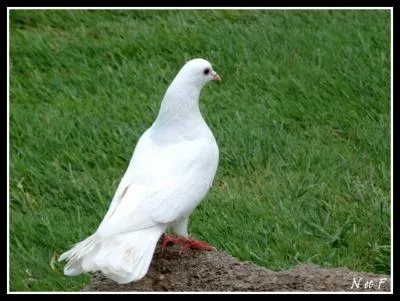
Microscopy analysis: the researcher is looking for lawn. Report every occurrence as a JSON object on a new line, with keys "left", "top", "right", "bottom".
{"left": 9, "top": 9, "right": 391, "bottom": 292}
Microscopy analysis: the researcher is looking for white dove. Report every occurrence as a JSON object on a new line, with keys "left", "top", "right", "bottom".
{"left": 58, "top": 58, "right": 221, "bottom": 284}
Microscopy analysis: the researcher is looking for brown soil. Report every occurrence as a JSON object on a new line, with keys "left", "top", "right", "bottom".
{"left": 81, "top": 242, "right": 390, "bottom": 292}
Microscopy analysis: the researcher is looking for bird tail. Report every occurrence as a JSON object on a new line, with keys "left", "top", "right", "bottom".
{"left": 58, "top": 226, "right": 164, "bottom": 284}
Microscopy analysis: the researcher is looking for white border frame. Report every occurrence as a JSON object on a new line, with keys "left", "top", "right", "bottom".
{"left": 6, "top": 6, "right": 394, "bottom": 294}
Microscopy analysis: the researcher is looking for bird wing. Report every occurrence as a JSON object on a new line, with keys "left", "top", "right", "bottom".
{"left": 96, "top": 129, "right": 218, "bottom": 237}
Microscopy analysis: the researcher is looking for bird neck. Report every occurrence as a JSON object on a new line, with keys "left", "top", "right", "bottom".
{"left": 153, "top": 81, "right": 204, "bottom": 127}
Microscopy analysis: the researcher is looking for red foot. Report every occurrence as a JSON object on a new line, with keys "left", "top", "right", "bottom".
{"left": 160, "top": 234, "right": 215, "bottom": 255}
{"left": 161, "top": 234, "right": 183, "bottom": 249}
{"left": 178, "top": 237, "right": 215, "bottom": 255}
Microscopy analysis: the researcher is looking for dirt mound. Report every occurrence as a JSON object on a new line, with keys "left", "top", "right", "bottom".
{"left": 81, "top": 242, "right": 390, "bottom": 292}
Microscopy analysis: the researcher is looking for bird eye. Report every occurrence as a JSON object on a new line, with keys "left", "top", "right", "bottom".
{"left": 203, "top": 68, "right": 210, "bottom": 75}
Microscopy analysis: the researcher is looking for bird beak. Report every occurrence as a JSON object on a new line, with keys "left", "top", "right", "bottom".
{"left": 212, "top": 72, "right": 221, "bottom": 81}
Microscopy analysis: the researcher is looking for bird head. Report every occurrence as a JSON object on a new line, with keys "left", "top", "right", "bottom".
{"left": 175, "top": 58, "right": 221, "bottom": 88}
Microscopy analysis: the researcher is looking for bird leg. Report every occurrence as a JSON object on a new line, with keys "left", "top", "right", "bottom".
{"left": 160, "top": 233, "right": 215, "bottom": 254}
{"left": 161, "top": 233, "right": 184, "bottom": 249}
{"left": 177, "top": 236, "right": 215, "bottom": 255}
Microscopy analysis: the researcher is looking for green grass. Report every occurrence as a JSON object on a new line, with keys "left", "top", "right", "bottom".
{"left": 9, "top": 9, "right": 391, "bottom": 292}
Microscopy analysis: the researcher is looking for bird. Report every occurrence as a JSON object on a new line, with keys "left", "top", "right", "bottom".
{"left": 58, "top": 58, "right": 221, "bottom": 284}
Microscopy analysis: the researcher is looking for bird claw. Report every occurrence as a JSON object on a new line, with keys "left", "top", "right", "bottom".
{"left": 161, "top": 234, "right": 183, "bottom": 249}
{"left": 161, "top": 234, "right": 215, "bottom": 254}
{"left": 178, "top": 237, "right": 215, "bottom": 255}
